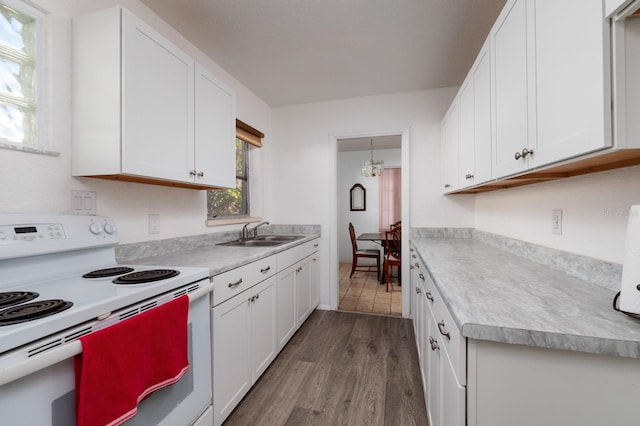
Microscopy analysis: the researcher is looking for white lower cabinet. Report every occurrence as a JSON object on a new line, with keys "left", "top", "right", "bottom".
{"left": 213, "top": 238, "right": 320, "bottom": 425}
{"left": 212, "top": 275, "right": 276, "bottom": 426}
{"left": 411, "top": 242, "right": 465, "bottom": 426}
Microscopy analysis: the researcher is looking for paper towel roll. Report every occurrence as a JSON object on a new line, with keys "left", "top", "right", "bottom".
{"left": 620, "top": 205, "right": 640, "bottom": 314}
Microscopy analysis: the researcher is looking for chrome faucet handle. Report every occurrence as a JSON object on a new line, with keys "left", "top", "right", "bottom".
{"left": 241, "top": 223, "right": 252, "bottom": 239}
{"left": 251, "top": 221, "right": 270, "bottom": 237}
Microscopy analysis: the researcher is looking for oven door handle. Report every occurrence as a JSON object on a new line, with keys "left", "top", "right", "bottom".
{"left": 0, "top": 280, "right": 214, "bottom": 387}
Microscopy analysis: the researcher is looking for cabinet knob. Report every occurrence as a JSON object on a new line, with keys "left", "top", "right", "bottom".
{"left": 444, "top": 184, "right": 451, "bottom": 188}
{"left": 189, "top": 170, "right": 197, "bottom": 176}
{"left": 419, "top": 273, "right": 425, "bottom": 281}
{"left": 465, "top": 173, "right": 474, "bottom": 180}
{"left": 514, "top": 151, "right": 522, "bottom": 160}
{"left": 416, "top": 288, "right": 422, "bottom": 294}
{"left": 197, "top": 171, "right": 204, "bottom": 178}
{"left": 521, "top": 148, "right": 534, "bottom": 158}
{"left": 425, "top": 291, "right": 434, "bottom": 302}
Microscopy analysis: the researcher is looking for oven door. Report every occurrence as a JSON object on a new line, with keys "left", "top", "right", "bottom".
{"left": 0, "top": 294, "right": 212, "bottom": 426}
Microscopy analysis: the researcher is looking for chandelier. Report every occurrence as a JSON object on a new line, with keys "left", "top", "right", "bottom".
{"left": 361, "top": 138, "right": 384, "bottom": 177}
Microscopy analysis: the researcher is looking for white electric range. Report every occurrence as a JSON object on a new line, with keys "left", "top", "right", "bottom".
{"left": 0, "top": 214, "right": 214, "bottom": 425}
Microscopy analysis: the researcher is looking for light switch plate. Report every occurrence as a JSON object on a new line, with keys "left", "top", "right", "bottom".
{"left": 71, "top": 191, "right": 96, "bottom": 215}
{"left": 148, "top": 214, "right": 160, "bottom": 234}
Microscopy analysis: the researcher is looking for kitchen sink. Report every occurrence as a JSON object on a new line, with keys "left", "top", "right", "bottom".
{"left": 217, "top": 235, "right": 305, "bottom": 247}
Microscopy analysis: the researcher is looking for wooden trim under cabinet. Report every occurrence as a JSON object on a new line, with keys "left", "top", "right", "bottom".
{"left": 450, "top": 149, "right": 640, "bottom": 194}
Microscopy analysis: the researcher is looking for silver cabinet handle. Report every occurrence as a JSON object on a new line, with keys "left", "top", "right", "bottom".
{"left": 314, "top": 243, "right": 319, "bottom": 248}
{"left": 437, "top": 321, "right": 451, "bottom": 340}
{"left": 248, "top": 294, "right": 260, "bottom": 303}
{"left": 514, "top": 151, "right": 522, "bottom": 160}
{"left": 416, "top": 287, "right": 422, "bottom": 294}
{"left": 228, "top": 278, "right": 243, "bottom": 289}
{"left": 189, "top": 170, "right": 197, "bottom": 176}
{"left": 415, "top": 262, "right": 420, "bottom": 268}
{"left": 521, "top": 148, "right": 533, "bottom": 158}
{"left": 444, "top": 183, "right": 451, "bottom": 188}
{"left": 425, "top": 291, "right": 434, "bottom": 302}
{"left": 260, "top": 266, "right": 271, "bottom": 274}
{"left": 465, "top": 173, "right": 474, "bottom": 179}
{"left": 197, "top": 171, "right": 204, "bottom": 178}
{"left": 419, "top": 273, "right": 425, "bottom": 281}
{"left": 429, "top": 336, "right": 439, "bottom": 351}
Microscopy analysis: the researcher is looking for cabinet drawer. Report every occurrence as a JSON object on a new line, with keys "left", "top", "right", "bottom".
{"left": 213, "top": 254, "right": 276, "bottom": 306}
{"left": 425, "top": 272, "right": 466, "bottom": 386}
{"left": 277, "top": 239, "right": 319, "bottom": 271}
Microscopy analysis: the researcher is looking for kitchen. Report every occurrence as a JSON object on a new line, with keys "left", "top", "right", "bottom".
{"left": 2, "top": 0, "right": 640, "bottom": 425}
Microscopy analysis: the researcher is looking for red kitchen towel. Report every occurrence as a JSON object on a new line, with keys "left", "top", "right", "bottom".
{"left": 74, "top": 295, "right": 190, "bottom": 426}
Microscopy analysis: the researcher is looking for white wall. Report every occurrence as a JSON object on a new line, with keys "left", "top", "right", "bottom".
{"left": 337, "top": 149, "right": 401, "bottom": 263}
{"left": 475, "top": 165, "right": 640, "bottom": 263}
{"left": 269, "top": 88, "right": 475, "bottom": 309}
{"left": 0, "top": 0, "right": 271, "bottom": 243}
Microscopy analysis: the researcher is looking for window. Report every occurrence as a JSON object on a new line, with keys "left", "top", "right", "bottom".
{"left": 0, "top": 0, "right": 40, "bottom": 147}
{"left": 207, "top": 120, "right": 263, "bottom": 221}
{"left": 207, "top": 137, "right": 250, "bottom": 218}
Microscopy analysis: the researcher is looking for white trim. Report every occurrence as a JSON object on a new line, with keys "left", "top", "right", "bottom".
{"left": 330, "top": 128, "right": 411, "bottom": 318}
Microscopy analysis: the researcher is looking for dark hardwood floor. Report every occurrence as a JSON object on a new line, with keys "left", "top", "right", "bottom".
{"left": 224, "top": 310, "right": 428, "bottom": 425}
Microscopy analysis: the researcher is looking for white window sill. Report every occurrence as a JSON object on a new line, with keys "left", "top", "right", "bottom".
{"left": 206, "top": 217, "right": 264, "bottom": 227}
{"left": 0, "top": 140, "right": 59, "bottom": 157}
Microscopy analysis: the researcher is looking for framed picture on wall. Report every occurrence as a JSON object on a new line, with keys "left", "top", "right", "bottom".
{"left": 350, "top": 183, "right": 366, "bottom": 211}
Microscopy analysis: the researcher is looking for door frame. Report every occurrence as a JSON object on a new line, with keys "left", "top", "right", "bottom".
{"left": 328, "top": 127, "right": 411, "bottom": 318}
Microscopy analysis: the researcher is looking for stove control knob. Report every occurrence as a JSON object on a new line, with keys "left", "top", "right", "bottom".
{"left": 89, "top": 222, "right": 102, "bottom": 235}
{"left": 103, "top": 222, "right": 115, "bottom": 235}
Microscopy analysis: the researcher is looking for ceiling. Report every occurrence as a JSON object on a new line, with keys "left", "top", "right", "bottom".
{"left": 140, "top": 0, "right": 507, "bottom": 107}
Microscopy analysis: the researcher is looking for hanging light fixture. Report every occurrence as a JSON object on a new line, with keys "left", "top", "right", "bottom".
{"left": 361, "top": 138, "right": 384, "bottom": 177}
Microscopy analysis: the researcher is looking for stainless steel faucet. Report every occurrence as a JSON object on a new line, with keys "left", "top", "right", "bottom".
{"left": 241, "top": 221, "right": 270, "bottom": 239}
{"left": 250, "top": 221, "right": 270, "bottom": 238}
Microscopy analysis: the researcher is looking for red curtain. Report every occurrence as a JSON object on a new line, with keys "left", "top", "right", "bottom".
{"left": 378, "top": 168, "right": 401, "bottom": 231}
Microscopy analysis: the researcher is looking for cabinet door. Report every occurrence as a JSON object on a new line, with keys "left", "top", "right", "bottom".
{"left": 441, "top": 100, "right": 460, "bottom": 193}
{"left": 426, "top": 310, "right": 442, "bottom": 426}
{"left": 309, "top": 251, "right": 320, "bottom": 309}
{"left": 213, "top": 292, "right": 251, "bottom": 426}
{"left": 250, "top": 276, "right": 277, "bottom": 382}
{"left": 121, "top": 9, "right": 194, "bottom": 182}
{"left": 459, "top": 77, "right": 476, "bottom": 187}
{"left": 492, "top": 0, "right": 530, "bottom": 177}
{"left": 531, "top": 0, "right": 610, "bottom": 167}
{"left": 296, "top": 257, "right": 313, "bottom": 325}
{"left": 441, "top": 352, "right": 466, "bottom": 426}
{"left": 473, "top": 42, "right": 492, "bottom": 184}
{"left": 194, "top": 63, "right": 236, "bottom": 188}
{"left": 276, "top": 265, "right": 297, "bottom": 350}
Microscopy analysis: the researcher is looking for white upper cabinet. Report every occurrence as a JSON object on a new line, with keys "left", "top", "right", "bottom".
{"left": 72, "top": 7, "right": 236, "bottom": 190}
{"left": 441, "top": 99, "right": 460, "bottom": 193}
{"left": 120, "top": 9, "right": 194, "bottom": 182}
{"left": 531, "top": 0, "right": 611, "bottom": 167}
{"left": 458, "top": 40, "right": 492, "bottom": 189}
{"left": 491, "top": 0, "right": 531, "bottom": 177}
{"left": 195, "top": 64, "right": 236, "bottom": 188}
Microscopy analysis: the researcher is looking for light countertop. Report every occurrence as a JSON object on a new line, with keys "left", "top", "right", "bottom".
{"left": 411, "top": 238, "right": 640, "bottom": 358}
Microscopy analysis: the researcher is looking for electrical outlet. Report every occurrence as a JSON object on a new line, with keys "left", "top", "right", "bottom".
{"left": 148, "top": 214, "right": 160, "bottom": 234}
{"left": 552, "top": 209, "right": 562, "bottom": 235}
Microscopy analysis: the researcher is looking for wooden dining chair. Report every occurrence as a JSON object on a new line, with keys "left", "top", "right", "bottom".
{"left": 348, "top": 222, "right": 381, "bottom": 280}
{"left": 383, "top": 225, "right": 401, "bottom": 292}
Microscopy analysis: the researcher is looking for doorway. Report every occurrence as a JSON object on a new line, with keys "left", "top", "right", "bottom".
{"left": 332, "top": 132, "right": 409, "bottom": 317}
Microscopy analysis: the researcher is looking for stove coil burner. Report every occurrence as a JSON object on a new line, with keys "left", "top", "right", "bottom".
{"left": 0, "top": 299, "right": 73, "bottom": 326}
{"left": 112, "top": 269, "right": 180, "bottom": 285}
{"left": 0, "top": 291, "right": 39, "bottom": 309}
{"left": 82, "top": 267, "right": 135, "bottom": 278}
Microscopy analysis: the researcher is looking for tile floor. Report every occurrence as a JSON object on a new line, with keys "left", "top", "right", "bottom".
{"left": 338, "top": 263, "right": 402, "bottom": 316}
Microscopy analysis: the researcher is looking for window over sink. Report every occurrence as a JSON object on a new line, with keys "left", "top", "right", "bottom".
{"left": 207, "top": 119, "right": 263, "bottom": 223}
